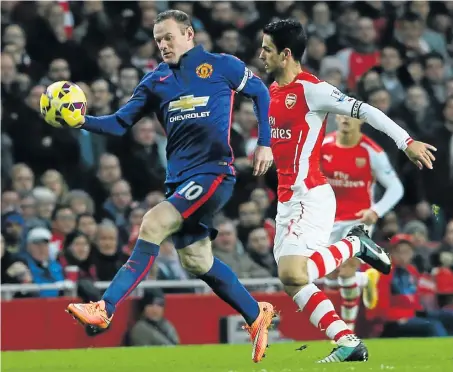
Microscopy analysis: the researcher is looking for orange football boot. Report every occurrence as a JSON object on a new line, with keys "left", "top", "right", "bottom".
{"left": 66, "top": 300, "right": 112, "bottom": 329}
{"left": 243, "top": 302, "right": 277, "bottom": 363}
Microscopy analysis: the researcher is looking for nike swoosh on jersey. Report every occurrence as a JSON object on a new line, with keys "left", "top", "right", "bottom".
{"left": 159, "top": 74, "right": 172, "bottom": 82}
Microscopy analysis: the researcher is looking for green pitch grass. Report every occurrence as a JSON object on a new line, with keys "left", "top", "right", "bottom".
{"left": 2, "top": 338, "right": 452, "bottom": 372}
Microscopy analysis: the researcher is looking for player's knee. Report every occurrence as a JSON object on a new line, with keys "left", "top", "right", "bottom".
{"left": 278, "top": 266, "right": 309, "bottom": 287}
{"left": 178, "top": 240, "right": 213, "bottom": 275}
{"left": 339, "top": 258, "right": 360, "bottom": 278}
{"left": 140, "top": 202, "right": 182, "bottom": 243}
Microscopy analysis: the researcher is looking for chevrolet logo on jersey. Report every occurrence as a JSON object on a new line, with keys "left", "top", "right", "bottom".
{"left": 168, "top": 95, "right": 210, "bottom": 112}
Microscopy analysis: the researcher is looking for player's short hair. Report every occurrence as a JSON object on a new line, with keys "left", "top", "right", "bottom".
{"left": 155, "top": 9, "right": 193, "bottom": 31}
{"left": 263, "top": 19, "right": 307, "bottom": 61}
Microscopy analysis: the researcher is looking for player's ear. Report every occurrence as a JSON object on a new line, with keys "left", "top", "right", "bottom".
{"left": 186, "top": 26, "right": 195, "bottom": 41}
{"left": 283, "top": 48, "right": 292, "bottom": 59}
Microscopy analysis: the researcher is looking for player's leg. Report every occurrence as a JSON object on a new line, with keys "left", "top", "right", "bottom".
{"left": 338, "top": 258, "right": 362, "bottom": 332}
{"left": 322, "top": 221, "right": 349, "bottom": 290}
{"left": 66, "top": 200, "right": 182, "bottom": 328}
{"left": 275, "top": 185, "right": 368, "bottom": 362}
{"left": 170, "top": 174, "right": 275, "bottom": 363}
{"left": 177, "top": 238, "right": 275, "bottom": 362}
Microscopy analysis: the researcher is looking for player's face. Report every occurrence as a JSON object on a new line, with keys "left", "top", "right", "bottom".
{"left": 154, "top": 19, "right": 195, "bottom": 65}
{"left": 335, "top": 115, "right": 363, "bottom": 134}
{"left": 259, "top": 34, "right": 284, "bottom": 74}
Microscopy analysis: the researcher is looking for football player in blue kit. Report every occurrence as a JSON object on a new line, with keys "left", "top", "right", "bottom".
{"left": 61, "top": 10, "right": 275, "bottom": 363}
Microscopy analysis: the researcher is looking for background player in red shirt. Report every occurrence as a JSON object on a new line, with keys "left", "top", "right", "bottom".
{"left": 321, "top": 115, "right": 404, "bottom": 332}
{"left": 260, "top": 19, "right": 436, "bottom": 363}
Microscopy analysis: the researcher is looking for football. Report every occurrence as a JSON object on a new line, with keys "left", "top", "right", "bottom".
{"left": 40, "top": 81, "right": 87, "bottom": 128}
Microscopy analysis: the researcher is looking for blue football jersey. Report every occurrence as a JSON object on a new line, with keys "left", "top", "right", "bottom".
{"left": 83, "top": 45, "right": 270, "bottom": 183}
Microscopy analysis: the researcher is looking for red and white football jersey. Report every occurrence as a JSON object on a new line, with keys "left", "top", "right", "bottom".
{"left": 321, "top": 132, "right": 402, "bottom": 221}
{"left": 269, "top": 71, "right": 410, "bottom": 203}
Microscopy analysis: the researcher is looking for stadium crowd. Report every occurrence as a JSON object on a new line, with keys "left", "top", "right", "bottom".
{"left": 1, "top": 1, "right": 453, "bottom": 340}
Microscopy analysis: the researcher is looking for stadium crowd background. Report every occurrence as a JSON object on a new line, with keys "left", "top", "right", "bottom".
{"left": 1, "top": 1, "right": 453, "bottom": 341}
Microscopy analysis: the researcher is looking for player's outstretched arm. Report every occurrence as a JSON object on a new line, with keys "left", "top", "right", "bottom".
{"left": 82, "top": 83, "right": 153, "bottom": 136}
{"left": 222, "top": 54, "right": 273, "bottom": 176}
{"left": 366, "top": 152, "right": 404, "bottom": 221}
{"left": 304, "top": 81, "right": 437, "bottom": 170}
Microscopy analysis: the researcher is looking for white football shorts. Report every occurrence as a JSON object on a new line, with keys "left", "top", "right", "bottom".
{"left": 328, "top": 220, "right": 375, "bottom": 245}
{"left": 273, "top": 184, "right": 336, "bottom": 264}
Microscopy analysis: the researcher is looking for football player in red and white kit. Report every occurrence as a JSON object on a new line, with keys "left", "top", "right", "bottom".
{"left": 321, "top": 115, "right": 404, "bottom": 332}
{"left": 260, "top": 19, "right": 436, "bottom": 363}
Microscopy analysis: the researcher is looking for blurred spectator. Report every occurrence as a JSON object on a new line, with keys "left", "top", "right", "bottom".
{"left": 395, "top": 12, "right": 431, "bottom": 60}
{"left": 50, "top": 205, "right": 76, "bottom": 259}
{"left": 10, "top": 163, "right": 34, "bottom": 196}
{"left": 76, "top": 213, "right": 98, "bottom": 243}
{"left": 59, "top": 230, "right": 95, "bottom": 277}
{"left": 22, "top": 227, "right": 64, "bottom": 298}
{"left": 1, "top": 189, "right": 20, "bottom": 213}
{"left": 127, "top": 289, "right": 179, "bottom": 346}
{"left": 99, "top": 179, "right": 133, "bottom": 244}
{"left": 194, "top": 30, "right": 213, "bottom": 52}
{"left": 1, "top": 210, "right": 25, "bottom": 254}
{"left": 247, "top": 227, "right": 277, "bottom": 277}
{"left": 422, "top": 52, "right": 448, "bottom": 107}
{"left": 394, "top": 85, "right": 440, "bottom": 139}
{"left": 92, "top": 221, "right": 128, "bottom": 281}
{"left": 41, "top": 169, "right": 69, "bottom": 204}
{"left": 19, "top": 194, "right": 38, "bottom": 228}
{"left": 237, "top": 200, "right": 274, "bottom": 247}
{"left": 96, "top": 46, "right": 121, "bottom": 86}
{"left": 84, "top": 153, "right": 122, "bottom": 215}
{"left": 156, "top": 239, "right": 190, "bottom": 293}
{"left": 432, "top": 220, "right": 453, "bottom": 271}
{"left": 377, "top": 45, "right": 411, "bottom": 105}
{"left": 90, "top": 78, "right": 114, "bottom": 116}
{"left": 402, "top": 220, "right": 432, "bottom": 273}
{"left": 59, "top": 230, "right": 100, "bottom": 302}
{"left": 212, "top": 219, "right": 271, "bottom": 279}
{"left": 1, "top": 233, "right": 32, "bottom": 286}
{"left": 64, "top": 190, "right": 95, "bottom": 216}
{"left": 304, "top": 34, "right": 327, "bottom": 75}
{"left": 407, "top": 1, "right": 448, "bottom": 59}
{"left": 39, "top": 58, "right": 71, "bottom": 86}
{"left": 31, "top": 186, "right": 56, "bottom": 227}
{"left": 306, "top": 2, "right": 335, "bottom": 40}
{"left": 376, "top": 234, "right": 453, "bottom": 337}
{"left": 117, "top": 65, "right": 140, "bottom": 101}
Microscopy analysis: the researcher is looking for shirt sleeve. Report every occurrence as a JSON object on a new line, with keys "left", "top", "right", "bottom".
{"left": 222, "top": 54, "right": 271, "bottom": 147}
{"left": 370, "top": 150, "right": 404, "bottom": 217}
{"left": 302, "top": 80, "right": 412, "bottom": 150}
{"left": 83, "top": 77, "right": 154, "bottom": 136}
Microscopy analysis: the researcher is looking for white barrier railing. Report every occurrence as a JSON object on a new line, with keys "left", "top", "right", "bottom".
{"left": 0, "top": 278, "right": 289, "bottom": 301}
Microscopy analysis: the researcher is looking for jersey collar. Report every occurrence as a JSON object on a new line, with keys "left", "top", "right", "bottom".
{"left": 171, "top": 45, "right": 205, "bottom": 69}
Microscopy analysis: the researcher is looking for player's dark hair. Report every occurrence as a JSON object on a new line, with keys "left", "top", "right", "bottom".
{"left": 263, "top": 19, "right": 307, "bottom": 61}
{"left": 155, "top": 9, "right": 193, "bottom": 32}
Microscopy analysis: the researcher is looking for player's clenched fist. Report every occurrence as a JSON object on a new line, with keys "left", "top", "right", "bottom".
{"left": 253, "top": 146, "right": 273, "bottom": 176}
{"left": 404, "top": 140, "right": 437, "bottom": 170}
